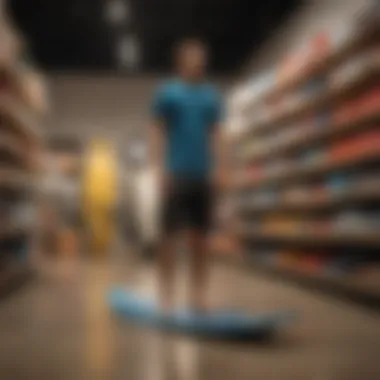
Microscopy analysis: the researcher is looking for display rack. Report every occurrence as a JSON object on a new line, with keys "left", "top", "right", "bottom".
{"left": 237, "top": 58, "right": 379, "bottom": 142}
{"left": 0, "top": 19, "right": 46, "bottom": 295}
{"left": 226, "top": 6, "right": 380, "bottom": 308}
{"left": 239, "top": 179, "right": 380, "bottom": 213}
{"left": 244, "top": 22, "right": 378, "bottom": 112}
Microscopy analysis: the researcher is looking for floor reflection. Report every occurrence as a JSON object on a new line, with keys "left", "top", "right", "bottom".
{"left": 142, "top": 331, "right": 199, "bottom": 380}
{"left": 83, "top": 262, "right": 113, "bottom": 376}
{"left": 1, "top": 258, "right": 379, "bottom": 379}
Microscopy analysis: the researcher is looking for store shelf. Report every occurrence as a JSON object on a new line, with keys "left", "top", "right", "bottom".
{"left": 240, "top": 109, "right": 380, "bottom": 163}
{"left": 225, "top": 9, "right": 380, "bottom": 312}
{"left": 240, "top": 24, "right": 379, "bottom": 116}
{"left": 250, "top": 259, "right": 380, "bottom": 309}
{"left": 0, "top": 95, "right": 42, "bottom": 145}
{"left": 237, "top": 225, "right": 380, "bottom": 248}
{"left": 0, "top": 261, "right": 32, "bottom": 298}
{"left": 216, "top": 252, "right": 380, "bottom": 310}
{"left": 0, "top": 137, "right": 30, "bottom": 167}
{"left": 239, "top": 182, "right": 380, "bottom": 213}
{"left": 0, "top": 169, "right": 31, "bottom": 189}
{"left": 237, "top": 62, "right": 380, "bottom": 142}
{"left": 236, "top": 148, "right": 380, "bottom": 190}
{"left": 0, "top": 225, "right": 28, "bottom": 240}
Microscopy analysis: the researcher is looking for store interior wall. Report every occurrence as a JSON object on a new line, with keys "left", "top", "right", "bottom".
{"left": 245, "top": 0, "right": 370, "bottom": 75}
{"left": 48, "top": 75, "right": 232, "bottom": 144}
{"left": 48, "top": 75, "right": 156, "bottom": 145}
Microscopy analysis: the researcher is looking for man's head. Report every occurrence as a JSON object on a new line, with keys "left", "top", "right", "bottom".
{"left": 175, "top": 39, "right": 208, "bottom": 81}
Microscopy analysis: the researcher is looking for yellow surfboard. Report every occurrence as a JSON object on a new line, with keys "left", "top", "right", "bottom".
{"left": 82, "top": 139, "right": 118, "bottom": 255}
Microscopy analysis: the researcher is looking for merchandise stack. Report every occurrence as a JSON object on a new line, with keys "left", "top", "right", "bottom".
{"left": 0, "top": 14, "right": 47, "bottom": 292}
{"left": 226, "top": 2, "right": 380, "bottom": 306}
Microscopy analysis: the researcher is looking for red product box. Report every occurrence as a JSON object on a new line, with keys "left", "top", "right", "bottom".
{"left": 356, "top": 130, "right": 380, "bottom": 149}
{"left": 357, "top": 131, "right": 380, "bottom": 152}
{"left": 333, "top": 102, "right": 355, "bottom": 126}
{"left": 349, "top": 97, "right": 364, "bottom": 122}
{"left": 354, "top": 94, "right": 368, "bottom": 120}
{"left": 329, "top": 141, "right": 352, "bottom": 160}
{"left": 360, "top": 88, "right": 380, "bottom": 117}
{"left": 308, "top": 32, "right": 332, "bottom": 68}
{"left": 248, "top": 165, "right": 263, "bottom": 181}
{"left": 300, "top": 255, "right": 321, "bottom": 273}
{"left": 334, "top": 86, "right": 380, "bottom": 127}
{"left": 330, "top": 130, "right": 380, "bottom": 160}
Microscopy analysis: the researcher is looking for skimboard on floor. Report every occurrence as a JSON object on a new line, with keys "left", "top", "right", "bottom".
{"left": 108, "top": 287, "right": 296, "bottom": 339}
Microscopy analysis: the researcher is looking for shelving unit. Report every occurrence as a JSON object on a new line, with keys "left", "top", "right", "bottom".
{"left": 239, "top": 21, "right": 379, "bottom": 112}
{"left": 239, "top": 108, "right": 380, "bottom": 164}
{"left": 249, "top": 258, "right": 380, "bottom": 309}
{"left": 0, "top": 95, "right": 42, "bottom": 144}
{"left": 225, "top": 5, "right": 380, "bottom": 308}
{"left": 237, "top": 227, "right": 380, "bottom": 248}
{"left": 239, "top": 180, "right": 380, "bottom": 213}
{"left": 237, "top": 61, "right": 380, "bottom": 142}
{"left": 0, "top": 18, "right": 46, "bottom": 295}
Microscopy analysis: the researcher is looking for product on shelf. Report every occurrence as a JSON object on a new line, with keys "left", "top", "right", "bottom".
{"left": 282, "top": 186, "right": 310, "bottom": 203}
{"left": 332, "top": 210, "right": 380, "bottom": 234}
{"left": 299, "top": 253, "right": 324, "bottom": 274}
{"left": 329, "top": 129, "right": 380, "bottom": 162}
{"left": 309, "top": 32, "right": 332, "bottom": 67}
{"left": 357, "top": 86, "right": 380, "bottom": 118}
{"left": 353, "top": 264, "right": 380, "bottom": 294}
{"left": 329, "top": 53, "right": 368, "bottom": 91}
{"left": 314, "top": 108, "right": 331, "bottom": 129}
{"left": 299, "top": 148, "right": 325, "bottom": 165}
{"left": 325, "top": 254, "right": 369, "bottom": 275}
{"left": 277, "top": 49, "right": 308, "bottom": 89}
{"left": 0, "top": 12, "right": 45, "bottom": 289}
{"left": 227, "top": 4, "right": 380, "bottom": 305}
{"left": 325, "top": 174, "right": 350, "bottom": 192}
{"left": 333, "top": 83, "right": 380, "bottom": 127}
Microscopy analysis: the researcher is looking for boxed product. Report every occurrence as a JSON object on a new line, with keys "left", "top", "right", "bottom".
{"left": 329, "top": 54, "right": 367, "bottom": 91}
{"left": 309, "top": 32, "right": 332, "bottom": 64}
{"left": 277, "top": 250, "right": 302, "bottom": 269}
{"left": 331, "top": 129, "right": 380, "bottom": 160}
{"left": 276, "top": 49, "right": 308, "bottom": 88}
{"left": 357, "top": 87, "right": 380, "bottom": 118}
{"left": 314, "top": 108, "right": 332, "bottom": 128}
{"left": 299, "top": 148, "right": 325, "bottom": 165}
{"left": 283, "top": 186, "right": 310, "bottom": 203}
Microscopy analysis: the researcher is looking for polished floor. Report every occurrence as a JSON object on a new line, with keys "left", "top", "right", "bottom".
{"left": 0, "top": 254, "right": 379, "bottom": 380}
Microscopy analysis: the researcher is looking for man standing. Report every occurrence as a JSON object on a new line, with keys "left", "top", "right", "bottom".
{"left": 150, "top": 39, "right": 225, "bottom": 312}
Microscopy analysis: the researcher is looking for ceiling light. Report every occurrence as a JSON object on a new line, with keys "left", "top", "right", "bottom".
{"left": 117, "top": 34, "right": 140, "bottom": 70}
{"left": 105, "top": 0, "right": 130, "bottom": 25}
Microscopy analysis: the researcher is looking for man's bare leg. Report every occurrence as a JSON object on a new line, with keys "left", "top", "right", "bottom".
{"left": 158, "top": 233, "right": 176, "bottom": 313}
{"left": 188, "top": 229, "right": 209, "bottom": 312}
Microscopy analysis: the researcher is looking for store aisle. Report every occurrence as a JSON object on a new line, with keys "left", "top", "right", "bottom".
{"left": 0, "top": 257, "right": 379, "bottom": 380}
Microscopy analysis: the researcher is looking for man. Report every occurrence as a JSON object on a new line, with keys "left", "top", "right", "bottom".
{"left": 150, "top": 39, "right": 225, "bottom": 312}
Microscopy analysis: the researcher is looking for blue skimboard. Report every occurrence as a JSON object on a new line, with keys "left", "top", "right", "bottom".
{"left": 108, "top": 287, "right": 296, "bottom": 338}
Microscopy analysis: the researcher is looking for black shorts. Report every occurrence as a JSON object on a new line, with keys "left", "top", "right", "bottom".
{"left": 162, "top": 178, "right": 213, "bottom": 233}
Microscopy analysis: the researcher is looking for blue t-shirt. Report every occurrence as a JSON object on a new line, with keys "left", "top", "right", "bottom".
{"left": 151, "top": 79, "right": 223, "bottom": 179}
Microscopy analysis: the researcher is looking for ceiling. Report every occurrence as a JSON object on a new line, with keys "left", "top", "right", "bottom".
{"left": 8, "top": 0, "right": 300, "bottom": 74}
